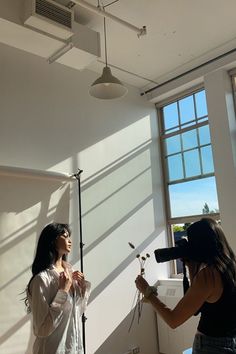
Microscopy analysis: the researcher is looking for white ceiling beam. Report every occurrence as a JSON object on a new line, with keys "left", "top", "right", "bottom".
{"left": 71, "top": 0, "right": 146, "bottom": 37}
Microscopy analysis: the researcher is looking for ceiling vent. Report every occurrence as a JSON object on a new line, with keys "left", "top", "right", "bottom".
{"left": 23, "top": 0, "right": 74, "bottom": 40}
{"left": 0, "top": 0, "right": 100, "bottom": 70}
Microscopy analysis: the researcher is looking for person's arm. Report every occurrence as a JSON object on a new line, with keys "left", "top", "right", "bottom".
{"left": 72, "top": 270, "right": 87, "bottom": 297}
{"left": 135, "top": 267, "right": 213, "bottom": 329}
{"left": 29, "top": 273, "right": 71, "bottom": 337}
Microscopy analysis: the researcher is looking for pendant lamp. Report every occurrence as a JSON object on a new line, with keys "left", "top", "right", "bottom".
{"left": 89, "top": 17, "right": 128, "bottom": 99}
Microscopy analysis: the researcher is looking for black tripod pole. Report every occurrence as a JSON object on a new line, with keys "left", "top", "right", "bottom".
{"left": 74, "top": 169, "right": 87, "bottom": 354}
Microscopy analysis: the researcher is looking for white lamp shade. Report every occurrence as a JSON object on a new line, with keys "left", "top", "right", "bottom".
{"left": 89, "top": 66, "right": 128, "bottom": 99}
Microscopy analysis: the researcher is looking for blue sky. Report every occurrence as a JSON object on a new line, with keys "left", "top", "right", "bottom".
{"left": 169, "top": 176, "right": 219, "bottom": 217}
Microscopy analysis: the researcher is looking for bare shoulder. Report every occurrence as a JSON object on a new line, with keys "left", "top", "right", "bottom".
{"left": 193, "top": 265, "right": 223, "bottom": 301}
{"left": 194, "top": 265, "right": 219, "bottom": 282}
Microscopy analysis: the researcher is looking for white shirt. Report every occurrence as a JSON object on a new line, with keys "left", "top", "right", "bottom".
{"left": 28, "top": 263, "right": 91, "bottom": 354}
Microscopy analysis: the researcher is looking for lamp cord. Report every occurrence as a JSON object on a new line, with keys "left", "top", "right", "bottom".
{"left": 104, "top": 17, "right": 108, "bottom": 67}
{"left": 98, "top": 1, "right": 108, "bottom": 67}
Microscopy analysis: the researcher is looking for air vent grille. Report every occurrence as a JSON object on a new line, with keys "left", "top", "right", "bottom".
{"left": 35, "top": 0, "right": 72, "bottom": 28}
{"left": 166, "top": 288, "right": 176, "bottom": 296}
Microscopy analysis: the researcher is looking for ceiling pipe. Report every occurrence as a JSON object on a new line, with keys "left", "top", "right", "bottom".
{"left": 48, "top": 42, "right": 74, "bottom": 63}
{"left": 71, "top": 0, "right": 146, "bottom": 37}
{"left": 141, "top": 46, "right": 236, "bottom": 96}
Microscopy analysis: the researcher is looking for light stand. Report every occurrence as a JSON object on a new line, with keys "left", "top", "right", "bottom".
{"left": 73, "top": 169, "right": 87, "bottom": 354}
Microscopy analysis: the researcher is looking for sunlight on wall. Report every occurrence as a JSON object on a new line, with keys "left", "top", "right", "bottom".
{"left": 72, "top": 115, "right": 155, "bottom": 288}
{"left": 85, "top": 228, "right": 167, "bottom": 354}
{"left": 47, "top": 156, "right": 76, "bottom": 175}
{"left": 0, "top": 113, "right": 164, "bottom": 354}
{"left": 82, "top": 156, "right": 153, "bottom": 248}
{"left": 78, "top": 115, "right": 152, "bottom": 181}
{"left": 83, "top": 199, "right": 155, "bottom": 289}
{"left": 82, "top": 148, "right": 152, "bottom": 216}
{"left": 69, "top": 114, "right": 166, "bottom": 353}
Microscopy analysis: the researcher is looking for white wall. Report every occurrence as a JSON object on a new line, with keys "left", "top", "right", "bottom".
{"left": 0, "top": 172, "right": 71, "bottom": 354}
{"left": 0, "top": 43, "right": 168, "bottom": 354}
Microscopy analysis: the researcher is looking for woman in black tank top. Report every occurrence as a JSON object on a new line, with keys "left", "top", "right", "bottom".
{"left": 135, "top": 217, "right": 236, "bottom": 353}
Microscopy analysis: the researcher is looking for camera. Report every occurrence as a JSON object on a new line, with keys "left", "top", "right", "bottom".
{"left": 154, "top": 238, "right": 190, "bottom": 263}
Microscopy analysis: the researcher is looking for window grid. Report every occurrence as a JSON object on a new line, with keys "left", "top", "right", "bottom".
{"left": 164, "top": 115, "right": 208, "bottom": 135}
{"left": 162, "top": 89, "right": 208, "bottom": 135}
{"left": 162, "top": 119, "right": 209, "bottom": 140}
{"left": 157, "top": 87, "right": 219, "bottom": 223}
{"left": 157, "top": 87, "right": 220, "bottom": 276}
{"left": 196, "top": 122, "right": 203, "bottom": 175}
{"left": 164, "top": 128, "right": 213, "bottom": 184}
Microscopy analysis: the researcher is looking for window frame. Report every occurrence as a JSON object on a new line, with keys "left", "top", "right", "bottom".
{"left": 231, "top": 70, "right": 236, "bottom": 108}
{"left": 156, "top": 86, "right": 220, "bottom": 274}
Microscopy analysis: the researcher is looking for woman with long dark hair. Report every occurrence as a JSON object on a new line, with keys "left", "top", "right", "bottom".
{"left": 135, "top": 218, "right": 236, "bottom": 353}
{"left": 26, "top": 222, "right": 91, "bottom": 354}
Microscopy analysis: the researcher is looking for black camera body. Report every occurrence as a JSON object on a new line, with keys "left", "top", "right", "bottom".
{"left": 154, "top": 238, "right": 190, "bottom": 263}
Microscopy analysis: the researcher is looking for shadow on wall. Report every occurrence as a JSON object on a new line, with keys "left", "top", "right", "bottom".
{"left": 76, "top": 136, "right": 163, "bottom": 294}
{"left": 0, "top": 107, "right": 164, "bottom": 354}
{"left": 94, "top": 301, "right": 159, "bottom": 354}
{"left": 68, "top": 117, "right": 166, "bottom": 354}
{"left": 0, "top": 174, "right": 71, "bottom": 354}
{"left": 89, "top": 229, "right": 158, "bottom": 304}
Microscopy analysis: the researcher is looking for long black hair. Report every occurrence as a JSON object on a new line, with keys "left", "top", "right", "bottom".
{"left": 25, "top": 222, "right": 71, "bottom": 309}
{"left": 187, "top": 217, "right": 236, "bottom": 289}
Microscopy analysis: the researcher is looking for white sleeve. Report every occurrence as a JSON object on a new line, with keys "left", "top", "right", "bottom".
{"left": 29, "top": 275, "right": 69, "bottom": 337}
{"left": 75, "top": 280, "right": 91, "bottom": 316}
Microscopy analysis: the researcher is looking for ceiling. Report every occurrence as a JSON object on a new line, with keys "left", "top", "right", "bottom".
{"left": 1, "top": 0, "right": 236, "bottom": 93}
{"left": 53, "top": 0, "right": 236, "bottom": 91}
{"left": 51, "top": 0, "right": 236, "bottom": 89}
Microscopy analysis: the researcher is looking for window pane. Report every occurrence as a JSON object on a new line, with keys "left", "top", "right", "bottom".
{"left": 182, "top": 129, "right": 198, "bottom": 150}
{"left": 201, "top": 146, "right": 214, "bottom": 174}
{"left": 165, "top": 135, "right": 181, "bottom": 155}
{"left": 179, "top": 96, "right": 195, "bottom": 124}
{"left": 167, "top": 154, "right": 183, "bottom": 181}
{"left": 199, "top": 125, "right": 210, "bottom": 145}
{"left": 184, "top": 150, "right": 201, "bottom": 177}
{"left": 169, "top": 177, "right": 219, "bottom": 217}
{"left": 163, "top": 103, "right": 179, "bottom": 131}
{"left": 195, "top": 90, "right": 207, "bottom": 118}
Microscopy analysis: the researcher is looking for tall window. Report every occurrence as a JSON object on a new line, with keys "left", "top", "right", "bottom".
{"left": 157, "top": 88, "right": 220, "bottom": 273}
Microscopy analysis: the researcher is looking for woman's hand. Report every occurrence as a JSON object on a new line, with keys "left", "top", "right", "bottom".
{"left": 72, "top": 270, "right": 86, "bottom": 296}
{"left": 135, "top": 275, "right": 149, "bottom": 295}
{"left": 59, "top": 268, "right": 72, "bottom": 293}
{"left": 72, "top": 270, "right": 85, "bottom": 287}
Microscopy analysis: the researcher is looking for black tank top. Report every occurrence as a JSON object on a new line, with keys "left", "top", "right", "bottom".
{"left": 198, "top": 283, "right": 236, "bottom": 337}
